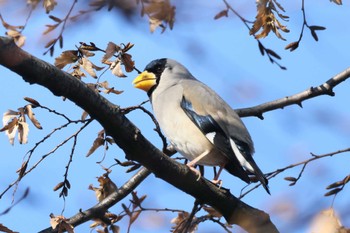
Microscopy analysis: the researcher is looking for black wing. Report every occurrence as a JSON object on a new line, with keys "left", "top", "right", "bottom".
{"left": 180, "top": 96, "right": 251, "bottom": 183}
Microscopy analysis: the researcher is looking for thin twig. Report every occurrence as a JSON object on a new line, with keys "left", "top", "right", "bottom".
{"left": 239, "top": 147, "right": 350, "bottom": 198}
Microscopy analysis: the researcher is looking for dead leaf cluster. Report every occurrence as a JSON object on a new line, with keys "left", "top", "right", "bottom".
{"left": 251, "top": 0, "right": 289, "bottom": 40}
{"left": 89, "top": 172, "right": 118, "bottom": 202}
{"left": 89, "top": 177, "right": 148, "bottom": 232}
{"left": 0, "top": 14, "right": 26, "bottom": 47}
{"left": 50, "top": 214, "right": 74, "bottom": 233}
{"left": 1, "top": 100, "right": 42, "bottom": 145}
{"left": 140, "top": 0, "right": 175, "bottom": 33}
{"left": 55, "top": 41, "right": 135, "bottom": 80}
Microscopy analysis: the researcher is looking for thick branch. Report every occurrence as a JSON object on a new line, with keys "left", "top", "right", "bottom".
{"left": 0, "top": 37, "right": 278, "bottom": 233}
{"left": 236, "top": 67, "right": 350, "bottom": 119}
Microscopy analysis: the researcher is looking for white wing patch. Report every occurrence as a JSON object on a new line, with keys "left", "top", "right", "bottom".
{"left": 229, "top": 138, "right": 254, "bottom": 172}
{"left": 205, "top": 132, "right": 216, "bottom": 144}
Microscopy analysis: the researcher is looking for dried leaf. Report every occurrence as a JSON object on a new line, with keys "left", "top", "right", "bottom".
{"left": 122, "top": 42, "right": 134, "bottom": 53}
{"left": 310, "top": 29, "right": 319, "bottom": 41}
{"left": 266, "top": 49, "right": 281, "bottom": 59}
{"left": 285, "top": 41, "right": 299, "bottom": 52}
{"left": 50, "top": 215, "right": 74, "bottom": 233}
{"left": 49, "top": 15, "right": 62, "bottom": 23}
{"left": 5, "top": 29, "right": 26, "bottom": 47}
{"left": 121, "top": 53, "right": 134, "bottom": 72}
{"left": 284, "top": 177, "right": 297, "bottom": 182}
{"left": 81, "top": 111, "right": 89, "bottom": 120}
{"left": 53, "top": 182, "right": 65, "bottom": 191}
{"left": 81, "top": 57, "right": 97, "bottom": 78}
{"left": 102, "top": 87, "right": 124, "bottom": 95}
{"left": 25, "top": 105, "right": 42, "bottom": 129}
{"left": 251, "top": 0, "right": 288, "bottom": 40}
{"left": 6, "top": 122, "right": 18, "bottom": 145}
{"left": 24, "top": 97, "right": 40, "bottom": 107}
{"left": 18, "top": 121, "right": 29, "bottom": 144}
{"left": 111, "top": 60, "right": 127, "bottom": 77}
{"left": 122, "top": 204, "right": 132, "bottom": 216}
{"left": 91, "top": 174, "right": 118, "bottom": 202}
{"left": 59, "top": 35, "right": 63, "bottom": 48}
{"left": 43, "top": 0, "right": 58, "bottom": 13}
{"left": 102, "top": 42, "right": 119, "bottom": 62}
{"left": 0, "top": 14, "right": 24, "bottom": 30}
{"left": 330, "top": 0, "right": 342, "bottom": 5}
{"left": 309, "top": 25, "right": 326, "bottom": 31}
{"left": 1, "top": 116, "right": 18, "bottom": 132}
{"left": 214, "top": 9, "right": 228, "bottom": 20}
{"left": 43, "top": 24, "right": 58, "bottom": 35}
{"left": 130, "top": 211, "right": 141, "bottom": 224}
{"left": 203, "top": 206, "right": 222, "bottom": 218}
{"left": 258, "top": 42, "right": 265, "bottom": 55}
{"left": 55, "top": 50, "right": 79, "bottom": 69}
{"left": 324, "top": 188, "right": 342, "bottom": 197}
{"left": 309, "top": 208, "right": 342, "bottom": 233}
{"left": 79, "top": 42, "right": 99, "bottom": 51}
{"left": 86, "top": 137, "right": 104, "bottom": 157}
{"left": 16, "top": 160, "right": 28, "bottom": 180}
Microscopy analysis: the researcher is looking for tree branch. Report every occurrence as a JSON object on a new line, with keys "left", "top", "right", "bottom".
{"left": 236, "top": 67, "right": 350, "bottom": 119}
{"left": 0, "top": 37, "right": 278, "bottom": 233}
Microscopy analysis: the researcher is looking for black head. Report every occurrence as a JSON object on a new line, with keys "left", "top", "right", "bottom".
{"left": 144, "top": 58, "right": 168, "bottom": 79}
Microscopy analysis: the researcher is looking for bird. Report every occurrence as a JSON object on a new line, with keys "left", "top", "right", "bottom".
{"left": 132, "top": 58, "right": 270, "bottom": 194}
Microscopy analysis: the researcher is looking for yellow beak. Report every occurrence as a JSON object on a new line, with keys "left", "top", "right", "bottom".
{"left": 132, "top": 71, "right": 157, "bottom": 92}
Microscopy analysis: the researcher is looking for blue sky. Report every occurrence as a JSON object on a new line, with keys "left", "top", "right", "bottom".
{"left": 0, "top": 1, "right": 350, "bottom": 232}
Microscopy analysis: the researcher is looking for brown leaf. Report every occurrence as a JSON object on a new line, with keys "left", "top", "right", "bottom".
{"left": 1, "top": 116, "right": 18, "bottom": 132}
{"left": 122, "top": 42, "right": 134, "bottom": 53}
{"left": 53, "top": 182, "right": 65, "bottom": 191}
{"left": 309, "top": 25, "right": 326, "bottom": 31}
{"left": 43, "top": 24, "right": 58, "bottom": 35}
{"left": 18, "top": 121, "right": 29, "bottom": 144}
{"left": 130, "top": 211, "right": 141, "bottom": 224}
{"left": 25, "top": 104, "right": 42, "bottom": 129}
{"left": 330, "top": 0, "right": 342, "bottom": 5}
{"left": 55, "top": 50, "right": 79, "bottom": 69}
{"left": 24, "top": 97, "right": 40, "bottom": 107}
{"left": 43, "top": 0, "right": 58, "bottom": 13}
{"left": 266, "top": 49, "right": 281, "bottom": 59}
{"left": 102, "top": 42, "right": 119, "bottom": 62}
{"left": 284, "top": 176, "right": 297, "bottom": 182}
{"left": 0, "top": 14, "right": 24, "bottom": 30}
{"left": 121, "top": 53, "right": 135, "bottom": 72}
{"left": 310, "top": 29, "right": 319, "bottom": 41}
{"left": 86, "top": 137, "right": 104, "bottom": 157}
{"left": 81, "top": 111, "right": 89, "bottom": 120}
{"left": 122, "top": 203, "right": 132, "bottom": 216}
{"left": 111, "top": 60, "right": 127, "bottom": 77}
{"left": 285, "top": 41, "right": 299, "bottom": 51}
{"left": 324, "top": 188, "right": 342, "bottom": 197}
{"left": 214, "top": 9, "right": 228, "bottom": 20}
{"left": 50, "top": 215, "right": 74, "bottom": 233}
{"left": 16, "top": 160, "right": 28, "bottom": 180}
{"left": 49, "top": 15, "right": 62, "bottom": 23}
{"left": 81, "top": 57, "right": 97, "bottom": 78}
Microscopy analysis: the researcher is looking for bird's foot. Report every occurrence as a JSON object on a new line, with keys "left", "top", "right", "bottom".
{"left": 211, "top": 179, "right": 223, "bottom": 188}
{"left": 186, "top": 164, "right": 202, "bottom": 181}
